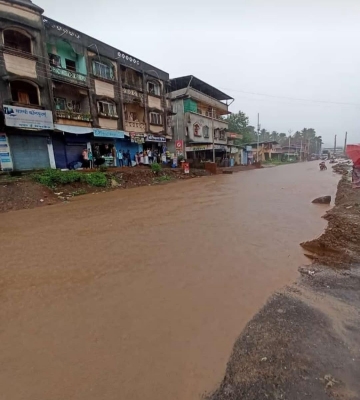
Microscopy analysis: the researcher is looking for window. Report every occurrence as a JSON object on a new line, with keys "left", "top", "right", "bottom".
{"left": 65, "top": 59, "right": 76, "bottom": 72}
{"left": 49, "top": 53, "right": 61, "bottom": 68}
{"left": 193, "top": 123, "right": 201, "bottom": 137}
{"left": 54, "top": 97, "right": 66, "bottom": 111}
{"left": 147, "top": 81, "right": 160, "bottom": 96}
{"left": 10, "top": 81, "right": 39, "bottom": 105}
{"left": 93, "top": 61, "right": 114, "bottom": 80}
{"left": 97, "top": 101, "right": 117, "bottom": 116}
{"left": 203, "top": 126, "right": 209, "bottom": 138}
{"left": 214, "top": 129, "right": 220, "bottom": 140}
{"left": 4, "top": 30, "right": 31, "bottom": 53}
{"left": 149, "top": 112, "right": 162, "bottom": 125}
{"left": 219, "top": 130, "right": 226, "bottom": 140}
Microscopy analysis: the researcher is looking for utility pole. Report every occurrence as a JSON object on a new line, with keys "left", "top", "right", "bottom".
{"left": 344, "top": 131, "right": 348, "bottom": 156}
{"left": 288, "top": 129, "right": 293, "bottom": 161}
{"left": 300, "top": 138, "right": 303, "bottom": 162}
{"left": 257, "top": 113, "right": 260, "bottom": 162}
{"left": 212, "top": 107, "right": 215, "bottom": 163}
{"left": 334, "top": 134, "right": 337, "bottom": 158}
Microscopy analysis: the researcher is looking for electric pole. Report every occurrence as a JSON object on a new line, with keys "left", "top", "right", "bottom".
{"left": 344, "top": 132, "right": 348, "bottom": 156}
{"left": 288, "top": 129, "right": 293, "bottom": 161}
{"left": 334, "top": 134, "right": 337, "bottom": 157}
{"left": 257, "top": 113, "right": 260, "bottom": 162}
{"left": 212, "top": 107, "right": 215, "bottom": 163}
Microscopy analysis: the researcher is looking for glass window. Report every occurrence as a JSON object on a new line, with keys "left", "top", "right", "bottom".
{"left": 150, "top": 112, "right": 162, "bottom": 125}
{"left": 203, "top": 126, "right": 209, "bottom": 138}
{"left": 147, "top": 81, "right": 160, "bottom": 96}
{"left": 98, "top": 101, "right": 117, "bottom": 116}
{"left": 93, "top": 61, "right": 114, "bottom": 80}
{"left": 54, "top": 97, "right": 66, "bottom": 110}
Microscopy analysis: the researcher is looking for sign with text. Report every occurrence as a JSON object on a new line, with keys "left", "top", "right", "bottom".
{"left": 93, "top": 128, "right": 125, "bottom": 139}
{"left": 3, "top": 105, "right": 54, "bottom": 130}
{"left": 130, "top": 132, "right": 145, "bottom": 144}
{"left": 146, "top": 134, "right": 166, "bottom": 143}
{"left": 0, "top": 134, "right": 13, "bottom": 171}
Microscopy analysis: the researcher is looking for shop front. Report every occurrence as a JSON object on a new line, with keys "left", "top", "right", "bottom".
{"left": 185, "top": 143, "right": 230, "bottom": 165}
{"left": 92, "top": 128, "right": 126, "bottom": 167}
{"left": 3, "top": 104, "right": 54, "bottom": 171}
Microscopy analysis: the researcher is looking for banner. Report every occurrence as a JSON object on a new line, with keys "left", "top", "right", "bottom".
{"left": 3, "top": 105, "right": 53, "bottom": 130}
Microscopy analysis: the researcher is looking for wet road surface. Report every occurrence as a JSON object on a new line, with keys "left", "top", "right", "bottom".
{"left": 0, "top": 162, "right": 339, "bottom": 400}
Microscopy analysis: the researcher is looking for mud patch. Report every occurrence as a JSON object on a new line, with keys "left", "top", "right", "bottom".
{"left": 0, "top": 179, "right": 59, "bottom": 213}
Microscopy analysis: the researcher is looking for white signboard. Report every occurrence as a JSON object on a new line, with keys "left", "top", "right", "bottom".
{"left": 3, "top": 105, "right": 54, "bottom": 130}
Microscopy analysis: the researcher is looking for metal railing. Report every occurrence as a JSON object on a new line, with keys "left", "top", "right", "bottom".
{"left": 56, "top": 110, "right": 92, "bottom": 122}
{"left": 50, "top": 65, "right": 87, "bottom": 83}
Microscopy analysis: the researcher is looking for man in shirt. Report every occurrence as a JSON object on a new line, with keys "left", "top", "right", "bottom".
{"left": 118, "top": 149, "right": 123, "bottom": 167}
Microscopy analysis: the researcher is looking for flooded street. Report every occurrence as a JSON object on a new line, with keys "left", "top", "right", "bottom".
{"left": 0, "top": 162, "right": 338, "bottom": 400}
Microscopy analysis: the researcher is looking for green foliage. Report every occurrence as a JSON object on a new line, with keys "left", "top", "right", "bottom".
{"left": 151, "top": 163, "right": 162, "bottom": 174}
{"left": 155, "top": 175, "right": 171, "bottom": 182}
{"left": 83, "top": 172, "right": 107, "bottom": 187}
{"left": 32, "top": 169, "right": 107, "bottom": 188}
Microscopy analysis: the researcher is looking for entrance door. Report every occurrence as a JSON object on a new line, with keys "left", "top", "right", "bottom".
{"left": 8, "top": 134, "right": 50, "bottom": 170}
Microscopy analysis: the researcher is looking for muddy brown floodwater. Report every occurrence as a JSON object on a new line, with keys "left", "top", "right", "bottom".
{"left": 0, "top": 162, "right": 339, "bottom": 400}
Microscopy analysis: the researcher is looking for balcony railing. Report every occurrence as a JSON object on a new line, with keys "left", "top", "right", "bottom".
{"left": 56, "top": 110, "right": 92, "bottom": 122}
{"left": 50, "top": 65, "right": 88, "bottom": 85}
{"left": 124, "top": 121, "right": 146, "bottom": 131}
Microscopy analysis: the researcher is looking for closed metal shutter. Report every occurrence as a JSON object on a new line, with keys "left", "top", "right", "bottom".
{"left": 65, "top": 143, "right": 85, "bottom": 166}
{"left": 8, "top": 134, "right": 50, "bottom": 171}
{"left": 52, "top": 135, "right": 67, "bottom": 169}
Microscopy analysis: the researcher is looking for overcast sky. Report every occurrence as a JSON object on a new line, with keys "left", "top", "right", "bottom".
{"left": 36, "top": 0, "right": 360, "bottom": 147}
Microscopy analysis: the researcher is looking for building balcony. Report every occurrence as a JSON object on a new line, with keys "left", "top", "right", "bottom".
{"left": 50, "top": 65, "right": 88, "bottom": 86}
{"left": 123, "top": 88, "right": 144, "bottom": 105}
{"left": 124, "top": 120, "right": 146, "bottom": 132}
{"left": 56, "top": 110, "right": 92, "bottom": 122}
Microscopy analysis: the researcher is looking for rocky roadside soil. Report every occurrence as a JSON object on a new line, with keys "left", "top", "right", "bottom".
{"left": 206, "top": 166, "right": 360, "bottom": 400}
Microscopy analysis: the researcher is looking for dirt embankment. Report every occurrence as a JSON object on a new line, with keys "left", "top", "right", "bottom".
{"left": 0, "top": 167, "right": 210, "bottom": 213}
{"left": 207, "top": 168, "right": 360, "bottom": 400}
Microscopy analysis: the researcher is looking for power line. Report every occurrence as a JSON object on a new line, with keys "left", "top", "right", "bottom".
{"left": 219, "top": 87, "right": 360, "bottom": 107}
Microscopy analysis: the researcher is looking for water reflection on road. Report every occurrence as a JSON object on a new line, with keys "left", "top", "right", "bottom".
{"left": 0, "top": 162, "right": 338, "bottom": 400}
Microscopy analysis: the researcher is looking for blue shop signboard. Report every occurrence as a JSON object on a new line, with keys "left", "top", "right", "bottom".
{"left": 146, "top": 134, "right": 166, "bottom": 143}
{"left": 93, "top": 129, "right": 125, "bottom": 139}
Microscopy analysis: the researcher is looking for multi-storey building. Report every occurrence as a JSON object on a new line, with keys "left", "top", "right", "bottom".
{"left": 168, "top": 76, "right": 233, "bottom": 164}
{"left": 0, "top": 0, "right": 171, "bottom": 171}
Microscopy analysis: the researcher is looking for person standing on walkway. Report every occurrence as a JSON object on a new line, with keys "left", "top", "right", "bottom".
{"left": 118, "top": 149, "right": 123, "bottom": 167}
{"left": 126, "top": 150, "right": 132, "bottom": 167}
{"left": 148, "top": 149, "right": 153, "bottom": 164}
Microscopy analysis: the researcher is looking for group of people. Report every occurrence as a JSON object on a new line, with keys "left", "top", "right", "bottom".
{"left": 117, "top": 149, "right": 163, "bottom": 167}
{"left": 117, "top": 150, "right": 133, "bottom": 167}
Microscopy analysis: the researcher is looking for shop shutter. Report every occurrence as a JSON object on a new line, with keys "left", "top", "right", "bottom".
{"left": 65, "top": 143, "right": 85, "bottom": 166}
{"left": 52, "top": 135, "right": 67, "bottom": 169}
{"left": 8, "top": 134, "right": 50, "bottom": 171}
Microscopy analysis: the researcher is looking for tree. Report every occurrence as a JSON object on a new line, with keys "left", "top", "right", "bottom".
{"left": 225, "top": 111, "right": 256, "bottom": 143}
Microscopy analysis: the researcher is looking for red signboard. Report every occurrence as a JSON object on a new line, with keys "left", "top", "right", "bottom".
{"left": 175, "top": 140, "right": 183, "bottom": 151}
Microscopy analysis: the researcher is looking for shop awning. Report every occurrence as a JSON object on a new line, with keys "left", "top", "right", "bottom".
{"left": 54, "top": 124, "right": 93, "bottom": 134}
{"left": 93, "top": 128, "right": 125, "bottom": 139}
